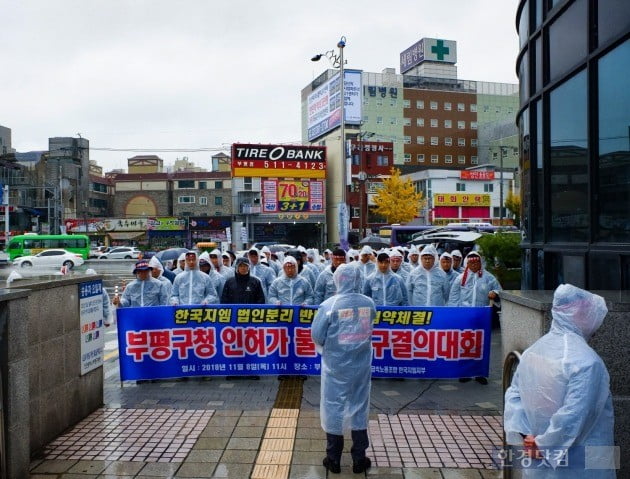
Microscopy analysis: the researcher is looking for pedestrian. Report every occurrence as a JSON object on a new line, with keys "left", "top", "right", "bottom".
{"left": 220, "top": 257, "right": 266, "bottom": 304}
{"left": 363, "top": 251, "right": 408, "bottom": 306}
{"left": 172, "top": 252, "right": 186, "bottom": 274}
{"left": 407, "top": 245, "right": 451, "bottom": 306}
{"left": 247, "top": 247, "right": 276, "bottom": 299}
{"left": 504, "top": 284, "right": 616, "bottom": 478}
{"left": 447, "top": 251, "right": 501, "bottom": 385}
{"left": 388, "top": 248, "right": 409, "bottom": 282}
{"left": 407, "top": 245, "right": 421, "bottom": 269}
{"left": 439, "top": 251, "right": 457, "bottom": 288}
{"left": 199, "top": 251, "right": 226, "bottom": 297}
{"left": 313, "top": 248, "right": 347, "bottom": 304}
{"left": 170, "top": 251, "right": 219, "bottom": 305}
{"left": 311, "top": 264, "right": 375, "bottom": 474}
{"left": 112, "top": 260, "right": 169, "bottom": 307}
{"left": 451, "top": 249, "right": 464, "bottom": 273}
{"left": 149, "top": 256, "right": 173, "bottom": 298}
{"left": 354, "top": 245, "right": 376, "bottom": 280}
{"left": 268, "top": 256, "right": 314, "bottom": 305}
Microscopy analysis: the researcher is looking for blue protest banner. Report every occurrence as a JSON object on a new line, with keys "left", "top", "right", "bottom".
{"left": 116, "top": 304, "right": 491, "bottom": 381}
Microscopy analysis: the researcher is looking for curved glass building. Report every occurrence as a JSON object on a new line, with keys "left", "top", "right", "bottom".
{"left": 517, "top": 0, "right": 630, "bottom": 289}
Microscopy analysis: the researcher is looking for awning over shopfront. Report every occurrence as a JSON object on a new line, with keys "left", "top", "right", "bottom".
{"left": 107, "top": 232, "right": 145, "bottom": 240}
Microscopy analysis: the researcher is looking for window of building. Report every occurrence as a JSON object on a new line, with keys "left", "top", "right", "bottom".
{"left": 416, "top": 118, "right": 424, "bottom": 127}
{"left": 376, "top": 98, "right": 383, "bottom": 106}
{"left": 470, "top": 104, "right": 477, "bottom": 112}
{"left": 363, "top": 98, "right": 369, "bottom": 106}
{"left": 429, "top": 118, "right": 437, "bottom": 127}
{"left": 471, "top": 156, "right": 478, "bottom": 164}
{"left": 352, "top": 207, "right": 360, "bottom": 218}
{"left": 403, "top": 153, "right": 411, "bottom": 163}
{"left": 215, "top": 196, "right": 223, "bottom": 206}
{"left": 549, "top": 0, "right": 588, "bottom": 81}
{"left": 483, "top": 105, "right": 490, "bottom": 112}
{"left": 199, "top": 196, "right": 208, "bottom": 205}
{"left": 403, "top": 118, "right": 411, "bottom": 126}
{"left": 471, "top": 121, "right": 478, "bottom": 129}
{"left": 431, "top": 154, "right": 439, "bottom": 163}
{"left": 214, "top": 181, "right": 223, "bottom": 189}
{"left": 444, "top": 102, "right": 452, "bottom": 111}
{"left": 416, "top": 100, "right": 424, "bottom": 109}
{"left": 178, "top": 196, "right": 195, "bottom": 204}
{"left": 403, "top": 99, "right": 410, "bottom": 108}
{"left": 430, "top": 101, "right": 438, "bottom": 110}
{"left": 456, "top": 183, "right": 466, "bottom": 191}
{"left": 177, "top": 180, "right": 195, "bottom": 189}
{"left": 444, "top": 119, "right": 452, "bottom": 128}
{"left": 198, "top": 181, "right": 207, "bottom": 189}
{"left": 430, "top": 137, "right": 439, "bottom": 146}
{"left": 376, "top": 116, "right": 383, "bottom": 124}
{"left": 484, "top": 184, "right": 494, "bottom": 192}
{"left": 471, "top": 139, "right": 478, "bottom": 147}
{"left": 417, "top": 136, "right": 425, "bottom": 145}
{"left": 390, "top": 117, "right": 397, "bottom": 125}
{"left": 445, "top": 137, "right": 452, "bottom": 146}
{"left": 445, "top": 155, "right": 453, "bottom": 164}
{"left": 377, "top": 155, "right": 389, "bottom": 166}
{"left": 457, "top": 103, "right": 465, "bottom": 111}
{"left": 457, "top": 120, "right": 466, "bottom": 129}
{"left": 244, "top": 177, "right": 252, "bottom": 191}
{"left": 404, "top": 136, "right": 411, "bottom": 144}
{"left": 363, "top": 115, "right": 369, "bottom": 122}
{"left": 417, "top": 154, "right": 425, "bottom": 162}
{"left": 390, "top": 99, "right": 397, "bottom": 107}
{"left": 458, "top": 138, "right": 466, "bottom": 146}
{"left": 458, "top": 155, "right": 466, "bottom": 164}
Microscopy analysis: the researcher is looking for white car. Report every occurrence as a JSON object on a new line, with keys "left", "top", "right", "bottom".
{"left": 13, "top": 249, "right": 85, "bottom": 269}
{"left": 98, "top": 247, "right": 141, "bottom": 260}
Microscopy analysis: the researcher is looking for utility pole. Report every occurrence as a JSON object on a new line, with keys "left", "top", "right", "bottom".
{"left": 499, "top": 147, "right": 505, "bottom": 225}
{"left": 3, "top": 185, "right": 9, "bottom": 249}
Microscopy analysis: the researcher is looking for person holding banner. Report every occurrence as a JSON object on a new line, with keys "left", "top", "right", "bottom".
{"left": 312, "top": 264, "right": 376, "bottom": 475}
{"left": 313, "top": 248, "right": 347, "bottom": 304}
{"left": 448, "top": 251, "right": 501, "bottom": 385}
{"left": 504, "top": 284, "right": 616, "bottom": 477}
{"left": 170, "top": 251, "right": 219, "bottom": 305}
{"left": 363, "top": 251, "right": 408, "bottom": 306}
{"left": 112, "top": 260, "right": 170, "bottom": 307}
{"left": 220, "top": 256, "right": 266, "bottom": 305}
{"left": 407, "top": 245, "right": 451, "bottom": 306}
{"left": 268, "top": 256, "right": 314, "bottom": 306}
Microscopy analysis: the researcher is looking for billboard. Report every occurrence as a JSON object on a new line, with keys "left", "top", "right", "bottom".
{"left": 400, "top": 38, "right": 457, "bottom": 73}
{"left": 460, "top": 170, "right": 495, "bottom": 181}
{"left": 231, "top": 144, "right": 326, "bottom": 178}
{"left": 261, "top": 179, "right": 324, "bottom": 214}
{"left": 307, "top": 69, "right": 362, "bottom": 141}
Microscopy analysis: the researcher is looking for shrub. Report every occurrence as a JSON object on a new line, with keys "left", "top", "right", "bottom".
{"left": 476, "top": 232, "right": 521, "bottom": 269}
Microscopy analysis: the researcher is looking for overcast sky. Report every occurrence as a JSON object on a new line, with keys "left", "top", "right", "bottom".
{"left": 2, "top": 0, "right": 520, "bottom": 172}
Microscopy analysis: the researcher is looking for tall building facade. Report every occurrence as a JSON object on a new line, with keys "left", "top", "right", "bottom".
{"left": 517, "top": 0, "right": 630, "bottom": 289}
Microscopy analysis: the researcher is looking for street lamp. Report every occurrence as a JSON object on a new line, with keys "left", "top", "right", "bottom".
{"left": 356, "top": 131, "right": 374, "bottom": 238}
{"left": 312, "top": 36, "right": 348, "bottom": 247}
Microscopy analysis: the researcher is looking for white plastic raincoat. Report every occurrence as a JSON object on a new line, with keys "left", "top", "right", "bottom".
{"left": 504, "top": 284, "right": 616, "bottom": 478}
{"left": 363, "top": 269, "right": 408, "bottom": 306}
{"left": 170, "top": 254, "right": 219, "bottom": 305}
{"left": 267, "top": 258, "right": 315, "bottom": 305}
{"left": 311, "top": 264, "right": 376, "bottom": 435}
{"left": 119, "top": 276, "right": 169, "bottom": 307}
{"left": 406, "top": 245, "right": 451, "bottom": 306}
{"left": 447, "top": 253, "right": 501, "bottom": 307}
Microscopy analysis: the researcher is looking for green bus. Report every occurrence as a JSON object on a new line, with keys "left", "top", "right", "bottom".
{"left": 7, "top": 234, "right": 90, "bottom": 261}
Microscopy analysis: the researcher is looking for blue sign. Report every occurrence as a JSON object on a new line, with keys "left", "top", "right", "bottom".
{"left": 116, "top": 305, "right": 491, "bottom": 381}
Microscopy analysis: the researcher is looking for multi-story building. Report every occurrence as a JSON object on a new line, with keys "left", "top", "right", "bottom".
{"left": 301, "top": 38, "right": 519, "bottom": 243}
{"left": 516, "top": 0, "right": 630, "bottom": 290}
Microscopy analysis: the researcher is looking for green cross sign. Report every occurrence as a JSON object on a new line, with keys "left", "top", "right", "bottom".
{"left": 431, "top": 40, "right": 450, "bottom": 61}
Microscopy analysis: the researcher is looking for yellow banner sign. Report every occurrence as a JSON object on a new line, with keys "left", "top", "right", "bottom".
{"left": 433, "top": 193, "right": 491, "bottom": 207}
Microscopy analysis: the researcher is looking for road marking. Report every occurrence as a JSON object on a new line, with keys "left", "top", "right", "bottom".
{"left": 104, "top": 350, "right": 119, "bottom": 362}
{"left": 104, "top": 339, "right": 118, "bottom": 351}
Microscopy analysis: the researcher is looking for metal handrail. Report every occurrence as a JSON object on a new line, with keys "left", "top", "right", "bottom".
{"left": 502, "top": 350, "right": 522, "bottom": 479}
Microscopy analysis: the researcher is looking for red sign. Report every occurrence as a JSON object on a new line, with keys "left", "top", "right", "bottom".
{"left": 460, "top": 170, "right": 495, "bottom": 181}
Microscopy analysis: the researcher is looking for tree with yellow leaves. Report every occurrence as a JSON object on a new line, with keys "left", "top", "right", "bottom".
{"left": 372, "top": 167, "right": 426, "bottom": 224}
{"left": 505, "top": 190, "right": 521, "bottom": 227}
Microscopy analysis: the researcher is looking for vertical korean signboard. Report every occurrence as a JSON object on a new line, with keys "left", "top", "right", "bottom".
{"left": 79, "top": 280, "right": 104, "bottom": 375}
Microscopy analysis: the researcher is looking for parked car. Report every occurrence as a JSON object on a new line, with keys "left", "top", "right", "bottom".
{"left": 89, "top": 246, "right": 110, "bottom": 258}
{"left": 13, "top": 249, "right": 85, "bottom": 269}
{"left": 98, "top": 247, "right": 142, "bottom": 260}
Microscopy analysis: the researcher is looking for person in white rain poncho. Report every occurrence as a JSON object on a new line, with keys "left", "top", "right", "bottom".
{"left": 406, "top": 245, "right": 451, "bottom": 306}
{"left": 172, "top": 253, "right": 186, "bottom": 275}
{"left": 447, "top": 251, "right": 501, "bottom": 307}
{"left": 311, "top": 264, "right": 376, "bottom": 475}
{"left": 267, "top": 256, "right": 314, "bottom": 305}
{"left": 113, "top": 260, "right": 169, "bottom": 307}
{"left": 504, "top": 284, "right": 616, "bottom": 478}
{"left": 149, "top": 256, "right": 172, "bottom": 298}
{"left": 313, "top": 248, "right": 347, "bottom": 304}
{"left": 388, "top": 248, "right": 409, "bottom": 282}
{"left": 198, "top": 251, "right": 227, "bottom": 298}
{"left": 407, "top": 245, "right": 421, "bottom": 269}
{"left": 247, "top": 247, "right": 276, "bottom": 299}
{"left": 85, "top": 268, "right": 114, "bottom": 326}
{"left": 439, "top": 252, "right": 458, "bottom": 288}
{"left": 170, "top": 251, "right": 219, "bottom": 305}
{"left": 363, "top": 251, "right": 408, "bottom": 306}
{"left": 354, "top": 245, "right": 376, "bottom": 280}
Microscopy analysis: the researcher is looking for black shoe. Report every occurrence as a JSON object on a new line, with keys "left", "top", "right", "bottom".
{"left": 459, "top": 377, "right": 472, "bottom": 383}
{"left": 475, "top": 376, "right": 488, "bottom": 385}
{"left": 323, "top": 457, "right": 341, "bottom": 474}
{"left": 353, "top": 457, "right": 371, "bottom": 474}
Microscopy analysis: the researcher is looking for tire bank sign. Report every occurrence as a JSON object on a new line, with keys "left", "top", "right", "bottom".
{"left": 231, "top": 144, "right": 326, "bottom": 179}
